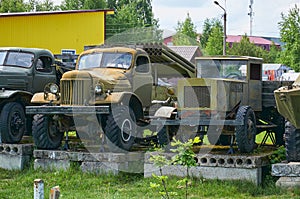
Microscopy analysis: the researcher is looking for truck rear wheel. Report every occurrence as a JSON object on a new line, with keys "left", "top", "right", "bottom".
{"left": 104, "top": 106, "right": 136, "bottom": 152}
{"left": 235, "top": 106, "right": 257, "bottom": 153}
{"left": 0, "top": 102, "right": 25, "bottom": 143}
{"left": 157, "top": 125, "right": 179, "bottom": 146}
{"left": 32, "top": 114, "right": 63, "bottom": 149}
{"left": 284, "top": 121, "right": 300, "bottom": 162}
{"left": 207, "top": 133, "right": 231, "bottom": 146}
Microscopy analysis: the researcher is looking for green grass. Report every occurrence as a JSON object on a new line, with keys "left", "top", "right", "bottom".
{"left": 0, "top": 132, "right": 289, "bottom": 199}
{"left": 0, "top": 162, "right": 299, "bottom": 199}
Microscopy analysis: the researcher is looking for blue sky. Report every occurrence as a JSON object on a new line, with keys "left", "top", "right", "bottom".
{"left": 152, "top": 0, "right": 300, "bottom": 37}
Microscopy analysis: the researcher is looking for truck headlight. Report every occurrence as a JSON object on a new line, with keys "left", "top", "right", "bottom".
{"left": 44, "top": 83, "right": 60, "bottom": 101}
{"left": 50, "top": 84, "right": 59, "bottom": 94}
{"left": 95, "top": 84, "right": 103, "bottom": 94}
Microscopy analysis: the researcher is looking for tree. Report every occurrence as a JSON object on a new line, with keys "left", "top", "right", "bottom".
{"left": 60, "top": 0, "right": 85, "bottom": 10}
{"left": 82, "top": 0, "right": 106, "bottom": 10}
{"left": 0, "top": 0, "right": 26, "bottom": 12}
{"left": 204, "top": 26, "right": 223, "bottom": 55}
{"left": 176, "top": 13, "right": 197, "bottom": 39}
{"left": 200, "top": 18, "right": 222, "bottom": 49}
{"left": 106, "top": 0, "right": 160, "bottom": 41}
{"left": 36, "top": 0, "right": 59, "bottom": 11}
{"left": 278, "top": 4, "right": 300, "bottom": 71}
{"left": 0, "top": 0, "right": 59, "bottom": 12}
{"left": 107, "top": 0, "right": 154, "bottom": 26}
{"left": 60, "top": 0, "right": 106, "bottom": 10}
{"left": 265, "top": 43, "right": 281, "bottom": 63}
{"left": 173, "top": 13, "right": 198, "bottom": 46}
{"left": 227, "top": 35, "right": 268, "bottom": 58}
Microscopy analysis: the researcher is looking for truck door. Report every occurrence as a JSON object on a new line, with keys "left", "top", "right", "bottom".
{"left": 132, "top": 55, "right": 153, "bottom": 107}
{"left": 32, "top": 56, "right": 57, "bottom": 92}
{"left": 248, "top": 62, "right": 262, "bottom": 111}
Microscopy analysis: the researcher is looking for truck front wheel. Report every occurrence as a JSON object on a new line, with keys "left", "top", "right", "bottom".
{"left": 32, "top": 114, "right": 63, "bottom": 149}
{"left": 284, "top": 121, "right": 300, "bottom": 162}
{"left": 0, "top": 102, "right": 25, "bottom": 143}
{"left": 104, "top": 106, "right": 136, "bottom": 152}
{"left": 235, "top": 106, "right": 257, "bottom": 153}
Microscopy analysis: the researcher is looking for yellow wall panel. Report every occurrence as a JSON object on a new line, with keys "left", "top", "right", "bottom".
{"left": 0, "top": 10, "right": 111, "bottom": 54}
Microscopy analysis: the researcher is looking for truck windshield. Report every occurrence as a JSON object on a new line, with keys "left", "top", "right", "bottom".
{"left": 0, "top": 51, "right": 34, "bottom": 68}
{"left": 78, "top": 52, "right": 132, "bottom": 70}
{"left": 196, "top": 59, "right": 247, "bottom": 80}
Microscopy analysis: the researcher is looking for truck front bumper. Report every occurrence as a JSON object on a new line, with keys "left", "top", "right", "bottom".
{"left": 26, "top": 105, "right": 110, "bottom": 115}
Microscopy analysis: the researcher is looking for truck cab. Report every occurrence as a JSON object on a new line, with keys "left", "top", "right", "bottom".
{"left": 0, "top": 47, "right": 57, "bottom": 143}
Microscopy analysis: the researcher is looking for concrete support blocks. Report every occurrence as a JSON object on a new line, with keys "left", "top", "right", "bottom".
{"left": 144, "top": 152, "right": 270, "bottom": 185}
{"left": 0, "top": 144, "right": 33, "bottom": 170}
{"left": 272, "top": 162, "right": 300, "bottom": 187}
{"left": 33, "top": 150, "right": 144, "bottom": 174}
{"left": 144, "top": 163, "right": 263, "bottom": 185}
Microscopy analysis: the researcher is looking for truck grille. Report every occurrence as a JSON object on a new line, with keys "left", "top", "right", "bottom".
{"left": 61, "top": 79, "right": 92, "bottom": 105}
{"left": 184, "top": 86, "right": 211, "bottom": 108}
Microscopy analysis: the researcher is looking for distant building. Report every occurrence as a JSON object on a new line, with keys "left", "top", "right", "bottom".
{"left": 0, "top": 9, "right": 114, "bottom": 54}
{"left": 168, "top": 46, "right": 202, "bottom": 65}
{"left": 262, "top": 36, "right": 285, "bottom": 49}
{"left": 226, "top": 35, "right": 281, "bottom": 51}
{"left": 162, "top": 30, "right": 176, "bottom": 46}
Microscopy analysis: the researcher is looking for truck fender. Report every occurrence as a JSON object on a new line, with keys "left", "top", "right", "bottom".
{"left": 98, "top": 92, "right": 144, "bottom": 119}
{"left": 154, "top": 106, "right": 177, "bottom": 118}
{"left": 0, "top": 90, "right": 32, "bottom": 99}
{"left": 31, "top": 92, "right": 59, "bottom": 104}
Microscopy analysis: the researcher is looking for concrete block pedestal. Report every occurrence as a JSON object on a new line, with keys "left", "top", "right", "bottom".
{"left": 0, "top": 144, "right": 34, "bottom": 170}
{"left": 144, "top": 152, "right": 271, "bottom": 185}
{"left": 33, "top": 150, "right": 145, "bottom": 174}
{"left": 272, "top": 162, "right": 300, "bottom": 187}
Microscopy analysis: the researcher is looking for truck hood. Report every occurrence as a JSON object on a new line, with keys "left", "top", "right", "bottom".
{"left": 0, "top": 65, "right": 30, "bottom": 90}
{"left": 62, "top": 68, "right": 131, "bottom": 88}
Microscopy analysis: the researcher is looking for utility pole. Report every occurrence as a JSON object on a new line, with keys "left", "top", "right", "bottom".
{"left": 248, "top": 0, "right": 254, "bottom": 36}
{"left": 214, "top": 1, "right": 227, "bottom": 55}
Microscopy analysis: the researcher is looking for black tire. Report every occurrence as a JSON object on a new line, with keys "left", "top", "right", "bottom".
{"left": 207, "top": 133, "right": 231, "bottom": 146}
{"left": 157, "top": 126, "right": 169, "bottom": 146}
{"left": 157, "top": 125, "right": 179, "bottom": 146}
{"left": 175, "top": 125, "right": 197, "bottom": 143}
{"left": 25, "top": 115, "right": 33, "bottom": 136}
{"left": 207, "top": 126, "right": 232, "bottom": 146}
{"left": 104, "top": 106, "right": 136, "bottom": 152}
{"left": 235, "top": 106, "right": 257, "bottom": 153}
{"left": 0, "top": 102, "right": 26, "bottom": 143}
{"left": 32, "top": 114, "right": 64, "bottom": 149}
{"left": 284, "top": 121, "right": 300, "bottom": 162}
{"left": 274, "top": 115, "right": 285, "bottom": 146}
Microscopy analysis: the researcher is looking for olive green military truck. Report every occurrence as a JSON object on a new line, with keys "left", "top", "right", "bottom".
{"left": 26, "top": 43, "right": 195, "bottom": 151}
{"left": 155, "top": 56, "right": 292, "bottom": 153}
{"left": 274, "top": 75, "right": 300, "bottom": 161}
{"left": 0, "top": 47, "right": 72, "bottom": 144}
